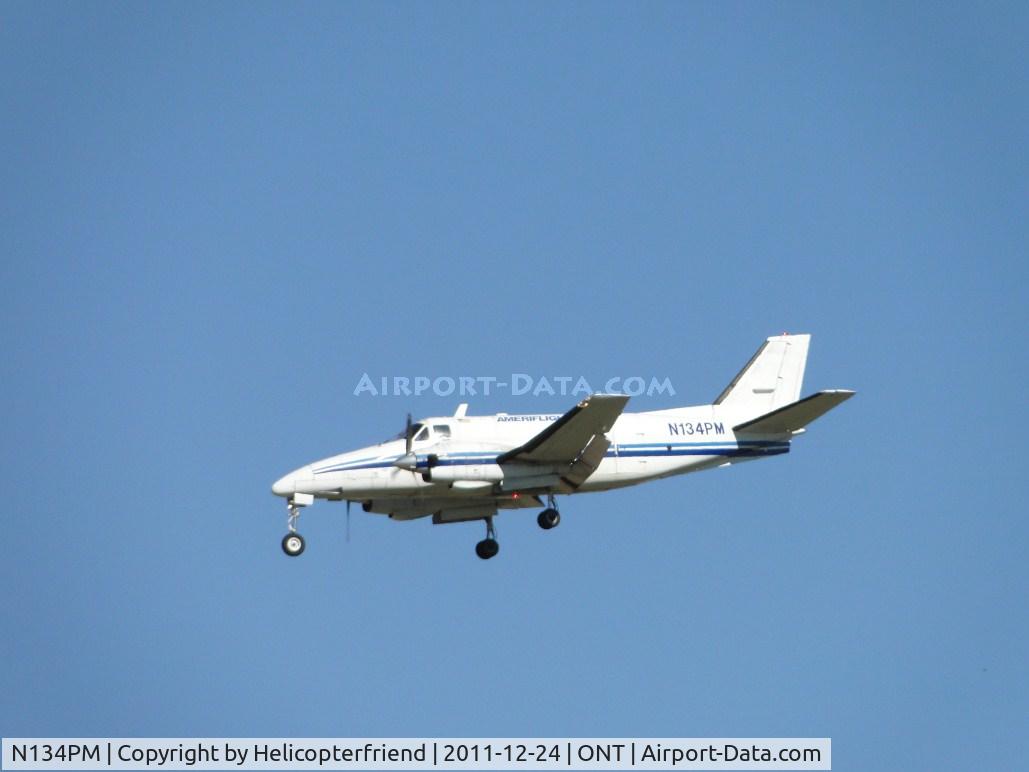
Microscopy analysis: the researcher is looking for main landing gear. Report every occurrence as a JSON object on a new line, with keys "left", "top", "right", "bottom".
{"left": 537, "top": 494, "right": 561, "bottom": 530}
{"left": 475, "top": 516, "right": 500, "bottom": 560}
{"left": 281, "top": 497, "right": 307, "bottom": 557}
{"left": 476, "top": 497, "right": 561, "bottom": 559}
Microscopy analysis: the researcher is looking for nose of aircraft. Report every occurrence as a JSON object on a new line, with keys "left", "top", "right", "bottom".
{"left": 271, "top": 474, "right": 293, "bottom": 496}
{"left": 271, "top": 466, "right": 313, "bottom": 497}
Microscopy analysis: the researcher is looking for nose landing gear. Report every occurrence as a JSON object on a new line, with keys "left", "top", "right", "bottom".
{"left": 281, "top": 495, "right": 312, "bottom": 557}
{"left": 475, "top": 516, "right": 500, "bottom": 560}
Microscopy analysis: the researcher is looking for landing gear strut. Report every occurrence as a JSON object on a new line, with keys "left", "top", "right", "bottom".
{"left": 281, "top": 498, "right": 306, "bottom": 557}
{"left": 537, "top": 494, "right": 560, "bottom": 530}
{"left": 475, "top": 516, "right": 499, "bottom": 560}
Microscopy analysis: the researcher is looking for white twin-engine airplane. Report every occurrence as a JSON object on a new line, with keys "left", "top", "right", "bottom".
{"left": 272, "top": 334, "right": 854, "bottom": 560}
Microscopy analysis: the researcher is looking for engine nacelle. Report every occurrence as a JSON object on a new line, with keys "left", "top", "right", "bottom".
{"left": 420, "top": 459, "right": 564, "bottom": 493}
{"left": 423, "top": 463, "right": 505, "bottom": 484}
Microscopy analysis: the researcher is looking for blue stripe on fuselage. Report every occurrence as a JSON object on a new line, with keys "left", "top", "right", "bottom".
{"left": 311, "top": 441, "right": 789, "bottom": 474}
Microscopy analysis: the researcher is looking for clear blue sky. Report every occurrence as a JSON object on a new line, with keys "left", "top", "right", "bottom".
{"left": 1, "top": 2, "right": 1025, "bottom": 770}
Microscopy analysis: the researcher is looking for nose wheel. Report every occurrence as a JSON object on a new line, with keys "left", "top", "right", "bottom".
{"left": 475, "top": 516, "right": 500, "bottom": 560}
{"left": 282, "top": 532, "right": 306, "bottom": 556}
{"left": 537, "top": 494, "right": 561, "bottom": 530}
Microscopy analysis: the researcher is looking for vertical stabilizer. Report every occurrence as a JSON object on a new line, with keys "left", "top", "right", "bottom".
{"left": 714, "top": 334, "right": 810, "bottom": 413}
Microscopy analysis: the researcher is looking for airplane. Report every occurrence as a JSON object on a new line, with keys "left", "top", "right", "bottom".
{"left": 271, "top": 333, "right": 854, "bottom": 559}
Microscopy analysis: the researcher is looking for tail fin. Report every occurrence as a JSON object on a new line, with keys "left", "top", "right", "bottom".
{"left": 714, "top": 334, "right": 810, "bottom": 413}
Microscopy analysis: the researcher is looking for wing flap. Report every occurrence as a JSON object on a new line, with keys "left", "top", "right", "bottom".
{"left": 561, "top": 434, "right": 611, "bottom": 489}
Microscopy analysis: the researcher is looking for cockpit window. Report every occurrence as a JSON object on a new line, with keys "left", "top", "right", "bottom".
{"left": 432, "top": 424, "right": 451, "bottom": 438}
{"left": 413, "top": 425, "right": 430, "bottom": 442}
{"left": 391, "top": 422, "right": 424, "bottom": 442}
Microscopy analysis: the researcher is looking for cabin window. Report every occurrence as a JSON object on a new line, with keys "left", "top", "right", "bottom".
{"left": 433, "top": 424, "right": 451, "bottom": 438}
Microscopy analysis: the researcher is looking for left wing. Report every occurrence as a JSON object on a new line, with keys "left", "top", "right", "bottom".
{"left": 497, "top": 393, "right": 629, "bottom": 465}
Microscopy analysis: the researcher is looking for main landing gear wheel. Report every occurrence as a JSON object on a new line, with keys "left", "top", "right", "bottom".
{"left": 475, "top": 515, "right": 499, "bottom": 560}
{"left": 475, "top": 538, "right": 499, "bottom": 560}
{"left": 282, "top": 532, "right": 306, "bottom": 557}
{"left": 537, "top": 495, "right": 561, "bottom": 530}
{"left": 537, "top": 508, "right": 560, "bottom": 530}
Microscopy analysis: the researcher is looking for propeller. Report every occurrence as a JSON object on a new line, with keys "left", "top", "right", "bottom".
{"left": 394, "top": 412, "right": 419, "bottom": 471}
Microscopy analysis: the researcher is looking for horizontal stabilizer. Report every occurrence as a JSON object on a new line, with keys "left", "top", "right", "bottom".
{"left": 734, "top": 390, "right": 855, "bottom": 434}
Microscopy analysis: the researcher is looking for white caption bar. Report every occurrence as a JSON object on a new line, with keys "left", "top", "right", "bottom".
{"left": 2, "top": 739, "right": 830, "bottom": 770}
